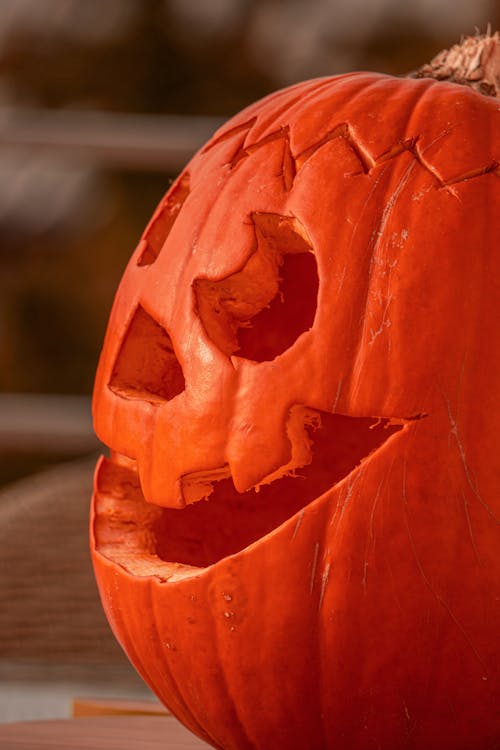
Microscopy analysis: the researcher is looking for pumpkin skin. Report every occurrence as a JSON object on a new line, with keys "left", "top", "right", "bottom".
{"left": 91, "top": 71, "right": 500, "bottom": 750}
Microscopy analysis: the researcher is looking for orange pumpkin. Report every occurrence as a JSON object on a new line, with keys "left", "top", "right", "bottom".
{"left": 91, "top": 37, "right": 500, "bottom": 750}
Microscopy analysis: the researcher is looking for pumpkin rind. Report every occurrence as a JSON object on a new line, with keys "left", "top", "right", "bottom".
{"left": 92, "top": 71, "right": 499, "bottom": 749}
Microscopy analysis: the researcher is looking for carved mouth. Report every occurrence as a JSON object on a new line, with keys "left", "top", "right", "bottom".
{"left": 93, "top": 410, "right": 414, "bottom": 582}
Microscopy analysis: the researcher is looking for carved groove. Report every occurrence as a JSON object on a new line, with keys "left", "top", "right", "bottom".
{"left": 444, "top": 160, "right": 499, "bottom": 185}
{"left": 137, "top": 173, "right": 190, "bottom": 266}
{"left": 230, "top": 126, "right": 289, "bottom": 167}
{"left": 401, "top": 137, "right": 450, "bottom": 190}
{"left": 296, "top": 123, "right": 375, "bottom": 173}
{"left": 229, "top": 126, "right": 297, "bottom": 191}
{"left": 109, "top": 306, "right": 185, "bottom": 403}
{"left": 194, "top": 213, "right": 318, "bottom": 361}
{"left": 201, "top": 117, "right": 257, "bottom": 154}
{"left": 210, "top": 117, "right": 496, "bottom": 192}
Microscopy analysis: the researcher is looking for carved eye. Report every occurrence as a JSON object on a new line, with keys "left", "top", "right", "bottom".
{"left": 193, "top": 213, "right": 319, "bottom": 362}
{"left": 109, "top": 306, "right": 185, "bottom": 403}
{"left": 137, "top": 172, "right": 190, "bottom": 267}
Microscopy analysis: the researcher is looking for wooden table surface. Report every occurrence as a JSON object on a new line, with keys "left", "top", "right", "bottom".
{"left": 0, "top": 715, "right": 211, "bottom": 749}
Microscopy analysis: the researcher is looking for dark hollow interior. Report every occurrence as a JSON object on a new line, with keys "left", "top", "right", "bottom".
{"left": 194, "top": 212, "right": 319, "bottom": 363}
{"left": 108, "top": 305, "right": 185, "bottom": 402}
{"left": 97, "top": 412, "right": 403, "bottom": 569}
{"left": 236, "top": 251, "right": 318, "bottom": 361}
{"left": 137, "top": 171, "right": 190, "bottom": 266}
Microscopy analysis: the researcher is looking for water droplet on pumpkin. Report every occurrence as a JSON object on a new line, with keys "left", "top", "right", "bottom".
{"left": 222, "top": 592, "right": 232, "bottom": 602}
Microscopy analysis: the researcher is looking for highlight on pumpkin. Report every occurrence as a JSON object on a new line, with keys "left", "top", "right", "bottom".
{"left": 108, "top": 305, "right": 185, "bottom": 402}
{"left": 93, "top": 409, "right": 408, "bottom": 576}
{"left": 193, "top": 212, "right": 319, "bottom": 362}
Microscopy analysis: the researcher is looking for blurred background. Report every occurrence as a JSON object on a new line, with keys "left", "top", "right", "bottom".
{"left": 0, "top": 0, "right": 498, "bottom": 725}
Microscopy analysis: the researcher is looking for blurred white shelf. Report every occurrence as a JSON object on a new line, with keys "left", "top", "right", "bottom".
{"left": 0, "top": 662, "right": 153, "bottom": 723}
{"left": 0, "top": 392, "right": 98, "bottom": 453}
{"left": 0, "top": 107, "right": 225, "bottom": 171}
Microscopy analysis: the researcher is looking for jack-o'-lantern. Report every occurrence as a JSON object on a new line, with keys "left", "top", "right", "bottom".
{"left": 91, "top": 35, "right": 499, "bottom": 750}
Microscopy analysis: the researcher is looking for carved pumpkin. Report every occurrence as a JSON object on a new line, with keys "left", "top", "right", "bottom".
{"left": 91, "top": 37, "right": 499, "bottom": 750}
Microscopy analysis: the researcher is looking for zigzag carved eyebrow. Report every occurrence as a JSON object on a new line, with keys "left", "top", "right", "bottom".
{"left": 225, "top": 122, "right": 372, "bottom": 190}
{"left": 202, "top": 115, "right": 499, "bottom": 194}
{"left": 376, "top": 136, "right": 499, "bottom": 195}
{"left": 230, "top": 126, "right": 296, "bottom": 191}
{"left": 201, "top": 117, "right": 258, "bottom": 154}
{"left": 295, "top": 123, "right": 375, "bottom": 174}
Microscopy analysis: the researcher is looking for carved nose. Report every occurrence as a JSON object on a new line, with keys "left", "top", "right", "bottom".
{"left": 108, "top": 305, "right": 186, "bottom": 404}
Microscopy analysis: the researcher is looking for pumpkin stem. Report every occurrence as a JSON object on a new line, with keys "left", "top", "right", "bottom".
{"left": 411, "top": 30, "right": 500, "bottom": 98}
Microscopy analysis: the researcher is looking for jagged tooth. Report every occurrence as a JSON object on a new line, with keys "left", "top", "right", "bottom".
{"left": 180, "top": 465, "right": 232, "bottom": 505}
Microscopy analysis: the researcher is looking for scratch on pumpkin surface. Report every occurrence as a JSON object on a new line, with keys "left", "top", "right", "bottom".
{"left": 401, "top": 456, "right": 489, "bottom": 676}
{"left": 461, "top": 489, "right": 482, "bottom": 565}
{"left": 362, "top": 475, "right": 389, "bottom": 592}
{"left": 292, "top": 507, "right": 305, "bottom": 539}
{"left": 444, "top": 394, "right": 499, "bottom": 523}
{"left": 369, "top": 161, "right": 416, "bottom": 258}
{"left": 368, "top": 476, "right": 387, "bottom": 546}
{"left": 350, "top": 160, "right": 415, "bottom": 378}
{"left": 335, "top": 472, "right": 361, "bottom": 526}
{"left": 336, "top": 264, "right": 347, "bottom": 295}
{"left": 369, "top": 293, "right": 393, "bottom": 345}
{"left": 310, "top": 542, "right": 320, "bottom": 593}
{"left": 331, "top": 378, "right": 343, "bottom": 413}
{"left": 361, "top": 560, "right": 369, "bottom": 593}
{"left": 318, "top": 561, "right": 331, "bottom": 610}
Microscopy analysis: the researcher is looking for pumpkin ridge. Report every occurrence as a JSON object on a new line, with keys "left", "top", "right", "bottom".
{"left": 206, "top": 599, "right": 260, "bottom": 750}
{"left": 147, "top": 581, "right": 224, "bottom": 749}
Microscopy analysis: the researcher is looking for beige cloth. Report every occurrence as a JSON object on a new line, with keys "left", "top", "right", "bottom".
{"left": 0, "top": 456, "right": 125, "bottom": 662}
